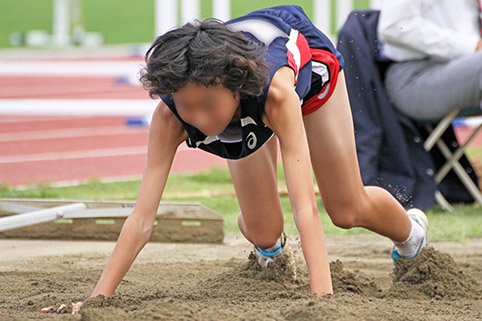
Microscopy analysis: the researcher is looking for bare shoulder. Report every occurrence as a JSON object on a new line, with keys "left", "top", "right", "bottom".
{"left": 266, "top": 66, "right": 296, "bottom": 106}
{"left": 150, "top": 100, "right": 181, "bottom": 131}
{"left": 149, "top": 100, "right": 188, "bottom": 148}
{"left": 263, "top": 66, "right": 298, "bottom": 127}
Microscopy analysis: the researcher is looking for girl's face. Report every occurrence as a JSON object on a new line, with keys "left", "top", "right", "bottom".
{"left": 172, "top": 83, "right": 240, "bottom": 136}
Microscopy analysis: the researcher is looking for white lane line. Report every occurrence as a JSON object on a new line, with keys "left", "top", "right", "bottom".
{"left": 0, "top": 61, "right": 144, "bottom": 77}
{"left": 0, "top": 144, "right": 196, "bottom": 164}
{"left": 0, "top": 99, "right": 157, "bottom": 116}
{"left": 0, "top": 146, "right": 147, "bottom": 164}
{"left": 0, "top": 126, "right": 148, "bottom": 142}
{"left": 0, "top": 115, "right": 92, "bottom": 124}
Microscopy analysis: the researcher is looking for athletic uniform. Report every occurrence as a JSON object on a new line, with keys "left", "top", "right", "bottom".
{"left": 161, "top": 5, "right": 345, "bottom": 160}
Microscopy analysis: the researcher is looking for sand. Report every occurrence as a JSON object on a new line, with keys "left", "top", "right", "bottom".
{"left": 0, "top": 234, "right": 480, "bottom": 321}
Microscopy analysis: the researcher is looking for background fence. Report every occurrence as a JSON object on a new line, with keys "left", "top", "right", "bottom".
{"left": 0, "top": 0, "right": 383, "bottom": 48}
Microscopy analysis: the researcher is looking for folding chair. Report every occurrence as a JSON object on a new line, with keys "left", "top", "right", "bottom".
{"left": 421, "top": 107, "right": 482, "bottom": 211}
{"left": 337, "top": 9, "right": 481, "bottom": 209}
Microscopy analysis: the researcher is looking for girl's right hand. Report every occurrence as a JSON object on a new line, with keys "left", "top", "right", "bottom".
{"left": 476, "top": 40, "right": 482, "bottom": 52}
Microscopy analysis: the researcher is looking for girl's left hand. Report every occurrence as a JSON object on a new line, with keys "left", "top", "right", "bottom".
{"left": 41, "top": 301, "right": 83, "bottom": 314}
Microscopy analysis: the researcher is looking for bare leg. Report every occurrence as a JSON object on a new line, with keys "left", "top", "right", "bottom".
{"left": 227, "top": 137, "right": 284, "bottom": 249}
{"left": 303, "top": 72, "right": 411, "bottom": 242}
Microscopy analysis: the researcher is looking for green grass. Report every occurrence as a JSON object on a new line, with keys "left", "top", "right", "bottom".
{"left": 2, "top": 164, "right": 481, "bottom": 242}
{"left": 0, "top": 0, "right": 372, "bottom": 48}
{"left": 83, "top": 0, "right": 155, "bottom": 45}
{"left": 466, "top": 147, "right": 482, "bottom": 159}
{"left": 0, "top": 0, "right": 53, "bottom": 47}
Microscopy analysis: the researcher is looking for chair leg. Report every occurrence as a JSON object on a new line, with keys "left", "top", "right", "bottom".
{"left": 423, "top": 108, "right": 482, "bottom": 208}
{"left": 435, "top": 122, "right": 482, "bottom": 181}
{"left": 435, "top": 136, "right": 482, "bottom": 206}
{"left": 434, "top": 190, "right": 454, "bottom": 212}
{"left": 424, "top": 109, "right": 459, "bottom": 151}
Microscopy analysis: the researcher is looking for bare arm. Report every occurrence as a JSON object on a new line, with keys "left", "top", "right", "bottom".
{"left": 263, "top": 67, "right": 332, "bottom": 295}
{"left": 91, "top": 101, "right": 187, "bottom": 297}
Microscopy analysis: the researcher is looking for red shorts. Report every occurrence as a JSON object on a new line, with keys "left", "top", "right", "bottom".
{"left": 301, "top": 48, "right": 341, "bottom": 116}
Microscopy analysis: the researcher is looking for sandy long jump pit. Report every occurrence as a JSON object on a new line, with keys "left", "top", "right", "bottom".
{"left": 0, "top": 233, "right": 481, "bottom": 321}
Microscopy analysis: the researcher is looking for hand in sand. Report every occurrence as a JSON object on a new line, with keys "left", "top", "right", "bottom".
{"left": 41, "top": 301, "right": 83, "bottom": 314}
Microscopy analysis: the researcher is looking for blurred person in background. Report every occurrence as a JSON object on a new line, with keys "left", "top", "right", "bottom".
{"left": 378, "top": 0, "right": 482, "bottom": 121}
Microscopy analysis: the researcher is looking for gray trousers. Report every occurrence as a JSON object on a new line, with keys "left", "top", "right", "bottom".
{"left": 385, "top": 51, "right": 482, "bottom": 121}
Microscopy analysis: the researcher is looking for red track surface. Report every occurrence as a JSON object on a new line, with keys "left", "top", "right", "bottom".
{"left": 0, "top": 114, "right": 226, "bottom": 187}
{"left": 0, "top": 76, "right": 147, "bottom": 99}
{"left": 455, "top": 127, "right": 482, "bottom": 146}
{"left": 0, "top": 57, "right": 226, "bottom": 187}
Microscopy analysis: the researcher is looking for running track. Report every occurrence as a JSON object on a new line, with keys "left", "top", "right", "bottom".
{"left": 0, "top": 55, "right": 226, "bottom": 188}
{"left": 0, "top": 54, "right": 480, "bottom": 188}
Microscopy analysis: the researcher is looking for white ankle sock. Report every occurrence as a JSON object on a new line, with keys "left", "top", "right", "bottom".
{"left": 393, "top": 218, "right": 424, "bottom": 258}
{"left": 263, "top": 235, "right": 283, "bottom": 253}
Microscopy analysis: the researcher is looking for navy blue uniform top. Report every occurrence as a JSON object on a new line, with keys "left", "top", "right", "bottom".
{"left": 162, "top": 5, "right": 344, "bottom": 160}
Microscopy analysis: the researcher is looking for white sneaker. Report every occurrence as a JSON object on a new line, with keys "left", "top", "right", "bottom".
{"left": 253, "top": 233, "right": 297, "bottom": 279}
{"left": 254, "top": 234, "right": 286, "bottom": 268}
{"left": 391, "top": 208, "right": 429, "bottom": 262}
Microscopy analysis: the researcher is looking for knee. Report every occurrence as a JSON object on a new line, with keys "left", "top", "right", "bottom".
{"left": 325, "top": 201, "right": 367, "bottom": 230}
{"left": 237, "top": 213, "right": 282, "bottom": 249}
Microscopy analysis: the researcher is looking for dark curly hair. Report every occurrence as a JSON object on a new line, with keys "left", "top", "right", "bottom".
{"left": 140, "top": 18, "right": 270, "bottom": 98}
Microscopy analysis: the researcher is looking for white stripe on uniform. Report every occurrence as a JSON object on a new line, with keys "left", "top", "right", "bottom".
{"left": 285, "top": 29, "right": 301, "bottom": 81}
